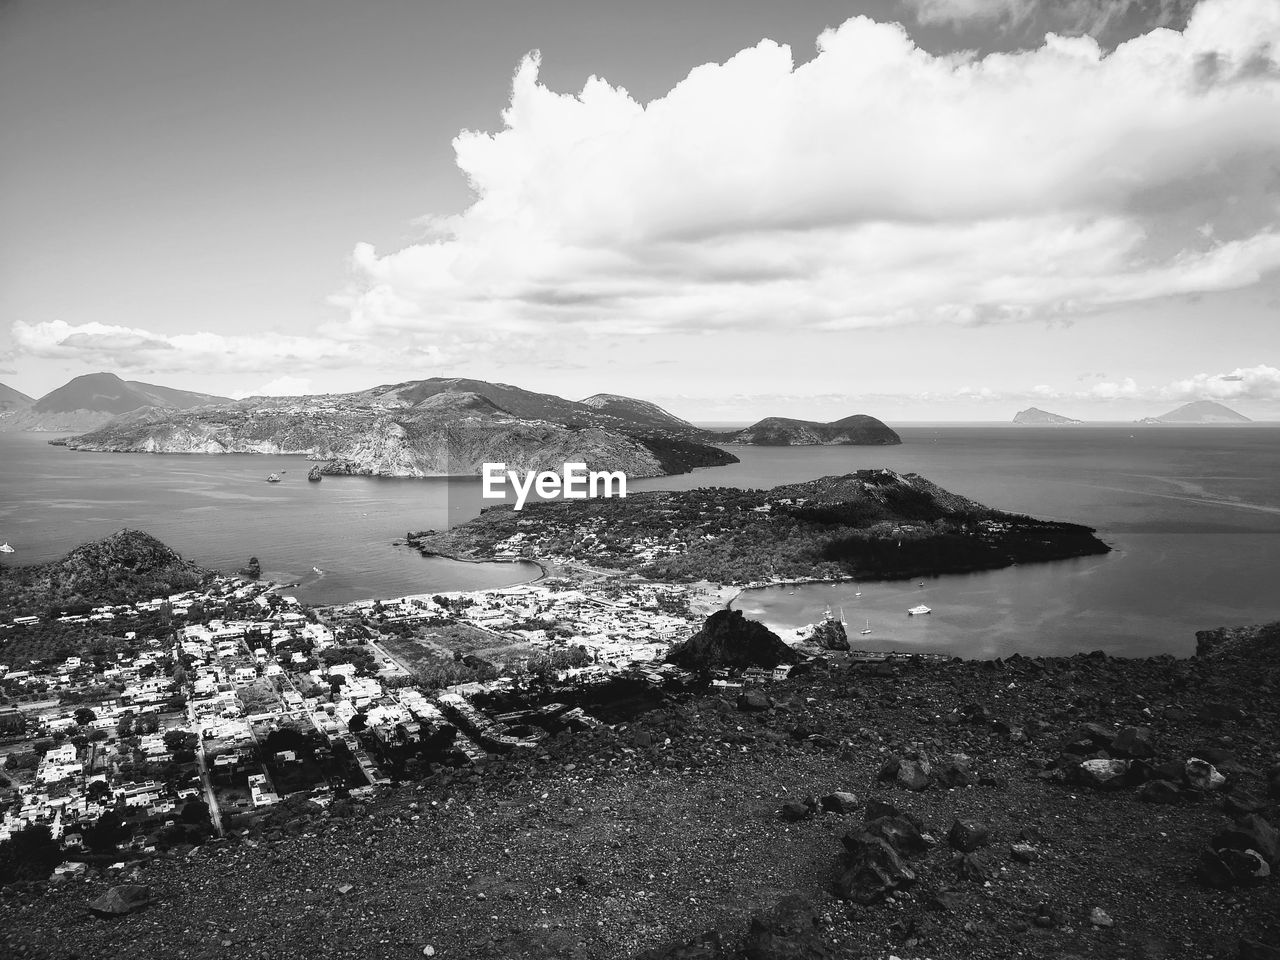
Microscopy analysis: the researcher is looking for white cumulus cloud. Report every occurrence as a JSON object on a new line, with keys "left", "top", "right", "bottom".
{"left": 335, "top": 0, "right": 1280, "bottom": 347}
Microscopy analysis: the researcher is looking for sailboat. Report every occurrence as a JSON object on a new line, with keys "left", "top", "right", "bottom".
{"left": 860, "top": 619, "right": 872, "bottom": 636}
{"left": 854, "top": 590, "right": 862, "bottom": 598}
{"left": 839, "top": 606, "right": 848, "bottom": 626}
{"left": 0, "top": 542, "right": 13, "bottom": 554}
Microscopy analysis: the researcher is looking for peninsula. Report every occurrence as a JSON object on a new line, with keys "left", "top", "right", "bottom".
{"left": 409, "top": 468, "right": 1109, "bottom": 584}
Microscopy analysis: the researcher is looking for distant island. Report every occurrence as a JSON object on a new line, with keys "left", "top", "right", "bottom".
{"left": 1012, "top": 407, "right": 1082, "bottom": 424}
{"left": 410, "top": 468, "right": 1109, "bottom": 584}
{"left": 59, "top": 377, "right": 738, "bottom": 479}
{"left": 0, "top": 372, "right": 231, "bottom": 434}
{"left": 1139, "top": 399, "right": 1251, "bottom": 423}
{"left": 724, "top": 414, "right": 901, "bottom": 446}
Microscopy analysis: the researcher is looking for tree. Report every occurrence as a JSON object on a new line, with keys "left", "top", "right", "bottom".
{"left": 82, "top": 810, "right": 129, "bottom": 852}
{"left": 164, "top": 729, "right": 197, "bottom": 753}
{"left": 0, "top": 825, "right": 60, "bottom": 884}
{"left": 74, "top": 707, "right": 96, "bottom": 726}
{"left": 181, "top": 798, "right": 211, "bottom": 826}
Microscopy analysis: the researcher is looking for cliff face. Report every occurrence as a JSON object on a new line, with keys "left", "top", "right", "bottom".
{"left": 64, "top": 386, "right": 737, "bottom": 479}
{"left": 727, "top": 414, "right": 900, "bottom": 446}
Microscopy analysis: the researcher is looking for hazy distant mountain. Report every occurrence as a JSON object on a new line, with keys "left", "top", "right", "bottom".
{"left": 63, "top": 378, "right": 738, "bottom": 479}
{"left": 2, "top": 372, "right": 231, "bottom": 433}
{"left": 32, "top": 372, "right": 230, "bottom": 414}
{"left": 0, "top": 381, "right": 33, "bottom": 413}
{"left": 1139, "top": 400, "right": 1251, "bottom": 424}
{"left": 1013, "top": 407, "right": 1082, "bottom": 424}
{"left": 725, "top": 414, "right": 901, "bottom": 446}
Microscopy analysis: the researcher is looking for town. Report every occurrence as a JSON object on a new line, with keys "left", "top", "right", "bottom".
{"left": 0, "top": 568, "right": 768, "bottom": 864}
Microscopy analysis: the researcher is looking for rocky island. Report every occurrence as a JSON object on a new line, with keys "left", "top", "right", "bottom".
{"left": 724, "top": 414, "right": 900, "bottom": 446}
{"left": 1012, "top": 407, "right": 1082, "bottom": 424}
{"left": 59, "top": 378, "right": 738, "bottom": 479}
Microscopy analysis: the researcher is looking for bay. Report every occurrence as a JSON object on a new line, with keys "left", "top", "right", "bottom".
{"left": 2, "top": 424, "right": 1278, "bottom": 656}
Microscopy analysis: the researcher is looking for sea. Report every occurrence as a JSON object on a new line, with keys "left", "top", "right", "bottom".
{"left": 2, "top": 425, "right": 1277, "bottom": 659}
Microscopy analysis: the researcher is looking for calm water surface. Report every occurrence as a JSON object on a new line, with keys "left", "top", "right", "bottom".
{"left": 2, "top": 425, "right": 1277, "bottom": 656}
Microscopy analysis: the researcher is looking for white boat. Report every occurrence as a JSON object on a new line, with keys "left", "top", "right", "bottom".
{"left": 908, "top": 604, "right": 931, "bottom": 616}
{"left": 860, "top": 619, "right": 872, "bottom": 636}
{"left": 854, "top": 591, "right": 862, "bottom": 598}
{"left": 266, "top": 473, "right": 282, "bottom": 483}
{"left": 0, "top": 542, "right": 13, "bottom": 554}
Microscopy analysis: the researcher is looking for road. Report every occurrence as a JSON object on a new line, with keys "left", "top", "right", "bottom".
{"left": 195, "top": 745, "right": 224, "bottom": 837}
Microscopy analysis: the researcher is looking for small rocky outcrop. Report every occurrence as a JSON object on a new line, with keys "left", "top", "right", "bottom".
{"left": 307, "top": 465, "right": 323, "bottom": 482}
{"left": 667, "top": 610, "right": 802, "bottom": 672}
{"left": 809, "top": 617, "right": 849, "bottom": 651}
{"left": 240, "top": 556, "right": 262, "bottom": 579}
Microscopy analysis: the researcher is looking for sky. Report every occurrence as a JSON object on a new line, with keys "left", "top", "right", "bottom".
{"left": 2, "top": 0, "right": 1278, "bottom": 421}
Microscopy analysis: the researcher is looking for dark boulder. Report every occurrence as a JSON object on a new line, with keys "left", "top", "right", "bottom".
{"left": 933, "top": 758, "right": 976, "bottom": 788}
{"left": 835, "top": 833, "right": 916, "bottom": 904}
{"left": 1060, "top": 723, "right": 1115, "bottom": 754}
{"left": 1110, "top": 726, "right": 1156, "bottom": 758}
{"left": 737, "top": 690, "right": 772, "bottom": 712}
{"left": 780, "top": 802, "right": 814, "bottom": 823}
{"left": 880, "top": 758, "right": 930, "bottom": 792}
{"left": 860, "top": 815, "right": 930, "bottom": 856}
{"left": 820, "top": 791, "right": 859, "bottom": 814}
{"left": 88, "top": 884, "right": 152, "bottom": 917}
{"left": 947, "top": 820, "right": 991, "bottom": 853}
{"left": 1070, "top": 758, "right": 1130, "bottom": 790}
{"left": 864, "top": 798, "right": 900, "bottom": 821}
{"left": 1214, "top": 815, "right": 1278, "bottom": 866}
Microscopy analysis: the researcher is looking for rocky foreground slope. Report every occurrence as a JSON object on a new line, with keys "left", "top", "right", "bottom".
{"left": 62, "top": 379, "right": 737, "bottom": 478}
{"left": 5, "top": 622, "right": 1277, "bottom": 960}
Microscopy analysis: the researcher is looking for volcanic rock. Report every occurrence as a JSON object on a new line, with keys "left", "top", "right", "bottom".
{"left": 668, "top": 610, "right": 802, "bottom": 672}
